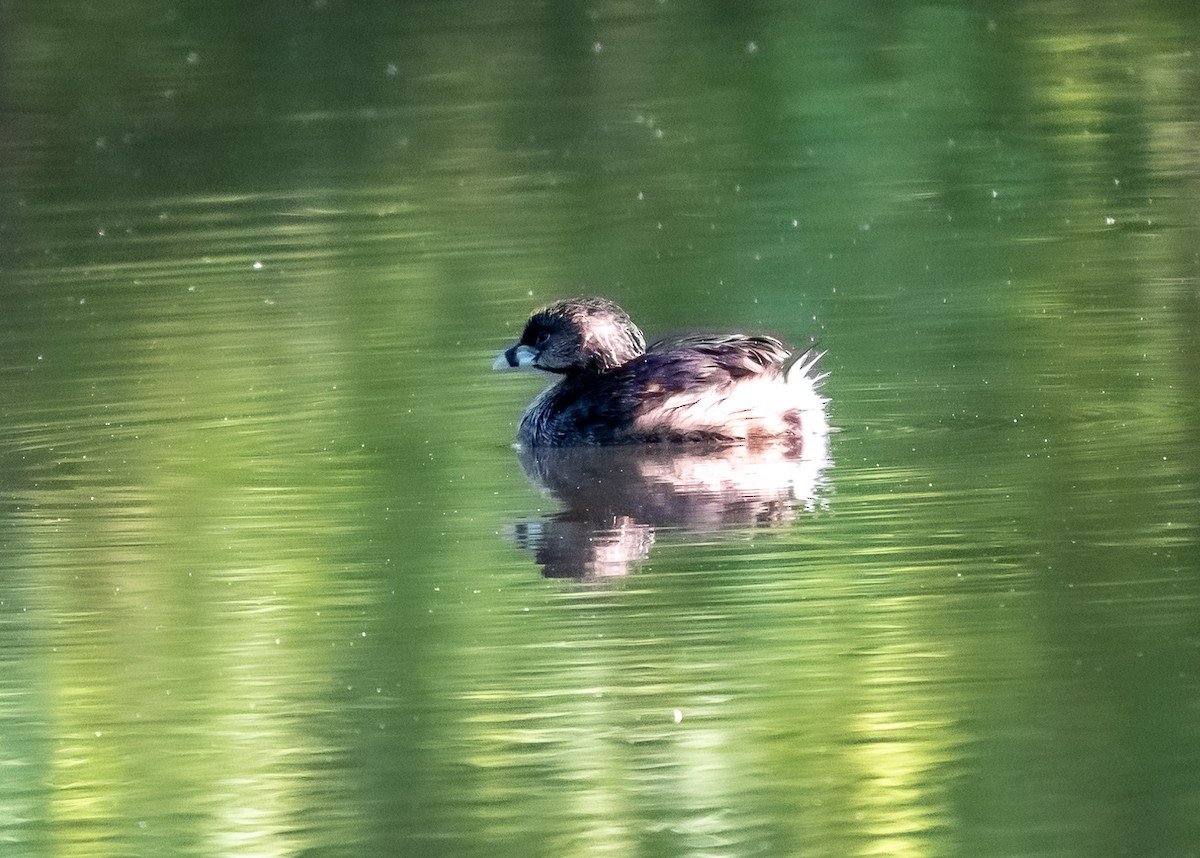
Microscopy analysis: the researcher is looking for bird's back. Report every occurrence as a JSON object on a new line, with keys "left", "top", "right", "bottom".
{"left": 519, "top": 334, "right": 826, "bottom": 446}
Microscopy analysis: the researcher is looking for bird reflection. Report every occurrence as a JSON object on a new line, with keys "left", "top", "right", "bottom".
{"left": 505, "top": 438, "right": 829, "bottom": 579}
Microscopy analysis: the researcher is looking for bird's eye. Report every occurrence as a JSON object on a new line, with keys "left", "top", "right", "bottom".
{"left": 534, "top": 331, "right": 551, "bottom": 348}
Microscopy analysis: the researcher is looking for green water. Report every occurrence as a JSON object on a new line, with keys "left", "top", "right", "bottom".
{"left": 3, "top": 2, "right": 1199, "bottom": 856}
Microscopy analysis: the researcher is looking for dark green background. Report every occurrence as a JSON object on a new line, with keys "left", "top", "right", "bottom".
{"left": 2, "top": 1, "right": 1198, "bottom": 855}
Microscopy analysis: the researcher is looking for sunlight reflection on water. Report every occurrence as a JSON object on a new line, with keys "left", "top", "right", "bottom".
{"left": 3, "top": 1, "right": 1200, "bottom": 855}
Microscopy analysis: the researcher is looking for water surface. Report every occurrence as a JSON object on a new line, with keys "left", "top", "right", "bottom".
{"left": 2, "top": 2, "right": 1199, "bottom": 856}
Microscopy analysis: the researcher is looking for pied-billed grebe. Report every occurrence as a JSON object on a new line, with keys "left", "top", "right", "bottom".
{"left": 494, "top": 297, "right": 828, "bottom": 447}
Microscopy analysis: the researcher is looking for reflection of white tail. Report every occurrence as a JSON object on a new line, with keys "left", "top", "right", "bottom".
{"left": 512, "top": 438, "right": 833, "bottom": 578}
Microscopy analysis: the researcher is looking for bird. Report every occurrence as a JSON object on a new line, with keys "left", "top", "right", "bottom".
{"left": 493, "top": 297, "right": 828, "bottom": 447}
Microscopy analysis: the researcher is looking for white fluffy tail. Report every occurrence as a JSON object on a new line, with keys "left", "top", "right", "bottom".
{"left": 786, "top": 348, "right": 828, "bottom": 389}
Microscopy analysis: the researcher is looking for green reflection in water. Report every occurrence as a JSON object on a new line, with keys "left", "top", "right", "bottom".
{"left": 2, "top": 0, "right": 1200, "bottom": 856}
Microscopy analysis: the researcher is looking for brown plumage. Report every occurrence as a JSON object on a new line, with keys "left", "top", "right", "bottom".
{"left": 494, "top": 297, "right": 828, "bottom": 447}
